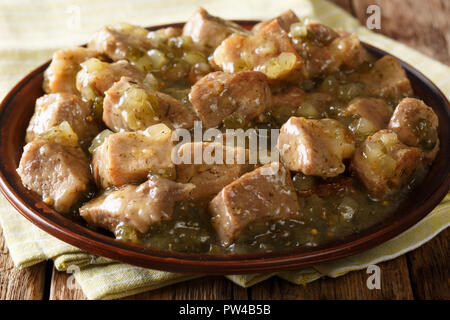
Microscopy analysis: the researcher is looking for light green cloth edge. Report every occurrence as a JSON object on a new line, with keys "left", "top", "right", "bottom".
{"left": 0, "top": 0, "right": 449, "bottom": 299}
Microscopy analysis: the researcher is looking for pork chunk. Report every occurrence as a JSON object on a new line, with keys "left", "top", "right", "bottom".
{"left": 252, "top": 9, "right": 300, "bottom": 33}
{"left": 213, "top": 20, "right": 304, "bottom": 81}
{"left": 17, "top": 139, "right": 92, "bottom": 213}
{"left": 389, "top": 98, "right": 439, "bottom": 163}
{"left": 189, "top": 71, "right": 272, "bottom": 128}
{"left": 175, "top": 142, "right": 253, "bottom": 200}
{"left": 92, "top": 124, "right": 175, "bottom": 188}
{"left": 80, "top": 178, "right": 194, "bottom": 234}
{"left": 290, "top": 23, "right": 367, "bottom": 79}
{"left": 76, "top": 58, "right": 145, "bottom": 101}
{"left": 272, "top": 86, "right": 306, "bottom": 109}
{"left": 325, "top": 33, "right": 367, "bottom": 71}
{"left": 209, "top": 162, "right": 299, "bottom": 246}
{"left": 103, "top": 77, "right": 198, "bottom": 131}
{"left": 43, "top": 47, "right": 99, "bottom": 95}
{"left": 26, "top": 93, "right": 101, "bottom": 148}
{"left": 278, "top": 117, "right": 355, "bottom": 177}
{"left": 88, "top": 23, "right": 151, "bottom": 61}
{"left": 182, "top": 7, "right": 250, "bottom": 52}
{"left": 353, "top": 56, "right": 413, "bottom": 101}
{"left": 344, "top": 97, "right": 393, "bottom": 137}
{"left": 351, "top": 130, "right": 421, "bottom": 199}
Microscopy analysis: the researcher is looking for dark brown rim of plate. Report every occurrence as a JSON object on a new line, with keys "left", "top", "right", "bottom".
{"left": 0, "top": 21, "right": 448, "bottom": 275}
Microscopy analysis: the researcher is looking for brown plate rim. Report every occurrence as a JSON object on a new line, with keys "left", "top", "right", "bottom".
{"left": 0, "top": 21, "right": 449, "bottom": 275}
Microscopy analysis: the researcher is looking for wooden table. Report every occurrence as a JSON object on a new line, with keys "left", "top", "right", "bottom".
{"left": 0, "top": 0, "right": 449, "bottom": 300}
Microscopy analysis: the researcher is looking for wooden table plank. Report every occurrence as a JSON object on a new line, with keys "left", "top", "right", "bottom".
{"left": 250, "top": 257, "right": 414, "bottom": 300}
{"left": 126, "top": 277, "right": 249, "bottom": 299}
{"left": 0, "top": 226, "right": 47, "bottom": 300}
{"left": 406, "top": 228, "right": 450, "bottom": 299}
{"left": 125, "top": 277, "right": 235, "bottom": 300}
{"left": 49, "top": 266, "right": 86, "bottom": 300}
{"left": 130, "top": 277, "right": 249, "bottom": 300}
{"left": 232, "top": 284, "right": 250, "bottom": 300}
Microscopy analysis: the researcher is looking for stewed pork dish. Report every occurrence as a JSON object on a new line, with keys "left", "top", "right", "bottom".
{"left": 17, "top": 8, "right": 440, "bottom": 254}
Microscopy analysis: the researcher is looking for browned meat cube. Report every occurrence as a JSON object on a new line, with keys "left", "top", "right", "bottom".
{"left": 189, "top": 71, "right": 272, "bottom": 128}
{"left": 326, "top": 33, "right": 367, "bottom": 71}
{"left": 80, "top": 178, "right": 194, "bottom": 234}
{"left": 352, "top": 56, "right": 413, "bottom": 101}
{"left": 26, "top": 93, "right": 102, "bottom": 148}
{"left": 213, "top": 20, "right": 304, "bottom": 81}
{"left": 389, "top": 98, "right": 439, "bottom": 163}
{"left": 43, "top": 47, "right": 99, "bottom": 95}
{"left": 295, "top": 41, "right": 334, "bottom": 79}
{"left": 175, "top": 142, "right": 253, "bottom": 200}
{"left": 88, "top": 23, "right": 151, "bottom": 61}
{"left": 278, "top": 117, "right": 355, "bottom": 177}
{"left": 345, "top": 98, "right": 393, "bottom": 129}
{"left": 209, "top": 162, "right": 299, "bottom": 246}
{"left": 76, "top": 58, "right": 145, "bottom": 101}
{"left": 290, "top": 22, "right": 367, "bottom": 78}
{"left": 252, "top": 9, "right": 300, "bottom": 33}
{"left": 272, "top": 86, "right": 306, "bottom": 109}
{"left": 351, "top": 130, "right": 421, "bottom": 199}
{"left": 344, "top": 97, "right": 393, "bottom": 138}
{"left": 17, "top": 139, "right": 92, "bottom": 213}
{"left": 103, "top": 77, "right": 198, "bottom": 131}
{"left": 305, "top": 23, "right": 340, "bottom": 45}
{"left": 92, "top": 124, "right": 175, "bottom": 188}
{"left": 182, "top": 7, "right": 250, "bottom": 52}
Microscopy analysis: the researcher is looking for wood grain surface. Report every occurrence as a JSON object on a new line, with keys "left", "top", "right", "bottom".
{"left": 0, "top": 0, "right": 448, "bottom": 300}
{"left": 0, "top": 226, "right": 47, "bottom": 300}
